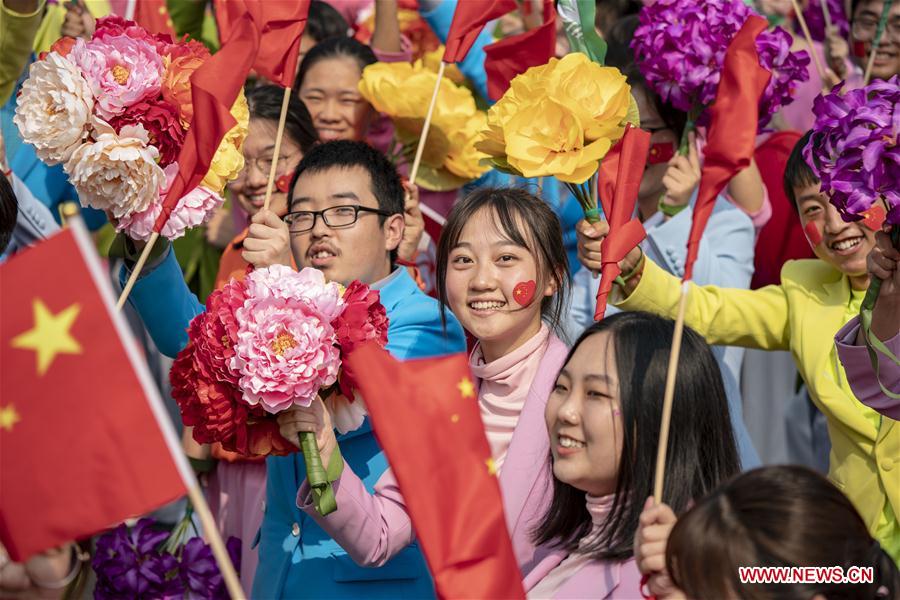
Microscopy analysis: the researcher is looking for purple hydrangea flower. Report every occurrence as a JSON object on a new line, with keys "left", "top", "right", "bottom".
{"left": 93, "top": 519, "right": 183, "bottom": 599}
{"left": 801, "top": 0, "right": 850, "bottom": 42}
{"left": 176, "top": 536, "right": 241, "bottom": 600}
{"left": 804, "top": 76, "right": 900, "bottom": 224}
{"left": 632, "top": 0, "right": 810, "bottom": 128}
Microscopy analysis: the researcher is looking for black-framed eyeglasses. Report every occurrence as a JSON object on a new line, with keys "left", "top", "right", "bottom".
{"left": 283, "top": 205, "right": 391, "bottom": 233}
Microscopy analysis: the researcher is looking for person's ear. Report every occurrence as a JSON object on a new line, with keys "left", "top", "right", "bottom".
{"left": 383, "top": 213, "right": 404, "bottom": 252}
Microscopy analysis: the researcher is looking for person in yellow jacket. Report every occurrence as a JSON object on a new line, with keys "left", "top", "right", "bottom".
{"left": 576, "top": 132, "right": 900, "bottom": 564}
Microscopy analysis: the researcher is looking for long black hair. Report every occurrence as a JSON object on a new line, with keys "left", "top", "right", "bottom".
{"left": 0, "top": 175, "right": 18, "bottom": 255}
{"left": 294, "top": 36, "right": 377, "bottom": 94}
{"left": 435, "top": 187, "right": 570, "bottom": 335}
{"left": 533, "top": 312, "right": 740, "bottom": 560}
{"left": 246, "top": 85, "right": 318, "bottom": 154}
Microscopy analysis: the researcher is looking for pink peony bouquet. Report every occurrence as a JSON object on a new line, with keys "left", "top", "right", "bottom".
{"left": 13, "top": 16, "right": 248, "bottom": 241}
{"left": 172, "top": 265, "right": 389, "bottom": 514}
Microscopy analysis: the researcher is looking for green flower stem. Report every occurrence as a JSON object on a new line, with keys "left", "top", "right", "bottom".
{"left": 300, "top": 432, "right": 337, "bottom": 516}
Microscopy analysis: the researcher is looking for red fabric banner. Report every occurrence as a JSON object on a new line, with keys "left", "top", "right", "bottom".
{"left": 345, "top": 343, "right": 525, "bottom": 600}
{"left": 595, "top": 125, "right": 650, "bottom": 320}
{"left": 484, "top": 0, "right": 555, "bottom": 100}
{"left": 0, "top": 228, "right": 186, "bottom": 561}
{"left": 683, "top": 16, "right": 771, "bottom": 281}
{"left": 443, "top": 0, "right": 517, "bottom": 64}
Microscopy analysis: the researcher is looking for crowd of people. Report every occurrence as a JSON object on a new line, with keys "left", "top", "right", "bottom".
{"left": 1, "top": 0, "right": 899, "bottom": 598}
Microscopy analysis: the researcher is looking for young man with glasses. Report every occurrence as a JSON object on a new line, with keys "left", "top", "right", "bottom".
{"left": 118, "top": 140, "right": 466, "bottom": 597}
{"left": 849, "top": 0, "right": 900, "bottom": 80}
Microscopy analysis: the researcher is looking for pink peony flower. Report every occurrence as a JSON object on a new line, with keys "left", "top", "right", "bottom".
{"left": 230, "top": 293, "right": 341, "bottom": 414}
{"left": 93, "top": 15, "right": 173, "bottom": 54}
{"left": 108, "top": 98, "right": 185, "bottom": 166}
{"left": 70, "top": 35, "right": 164, "bottom": 119}
{"left": 117, "top": 163, "right": 225, "bottom": 241}
{"left": 245, "top": 266, "right": 345, "bottom": 323}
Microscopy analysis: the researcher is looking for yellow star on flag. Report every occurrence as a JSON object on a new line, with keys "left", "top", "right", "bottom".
{"left": 457, "top": 376, "right": 475, "bottom": 399}
{"left": 0, "top": 404, "right": 20, "bottom": 432}
{"left": 11, "top": 299, "right": 82, "bottom": 376}
{"left": 485, "top": 457, "right": 498, "bottom": 476}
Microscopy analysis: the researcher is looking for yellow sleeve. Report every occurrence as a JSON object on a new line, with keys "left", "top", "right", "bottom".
{"left": 611, "top": 258, "right": 792, "bottom": 351}
{"left": 0, "top": 0, "right": 45, "bottom": 106}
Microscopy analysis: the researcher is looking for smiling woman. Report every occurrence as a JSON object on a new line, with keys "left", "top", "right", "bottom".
{"left": 524, "top": 312, "right": 740, "bottom": 599}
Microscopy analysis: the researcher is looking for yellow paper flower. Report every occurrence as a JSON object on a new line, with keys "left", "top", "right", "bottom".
{"left": 422, "top": 46, "right": 466, "bottom": 85}
{"left": 358, "top": 61, "right": 486, "bottom": 190}
{"left": 477, "top": 53, "right": 636, "bottom": 184}
{"left": 201, "top": 90, "right": 249, "bottom": 194}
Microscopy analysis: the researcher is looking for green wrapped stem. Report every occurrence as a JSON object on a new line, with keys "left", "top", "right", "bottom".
{"left": 300, "top": 432, "right": 337, "bottom": 516}
{"left": 860, "top": 225, "right": 900, "bottom": 399}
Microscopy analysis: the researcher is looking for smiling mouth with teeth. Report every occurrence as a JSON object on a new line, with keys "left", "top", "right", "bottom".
{"left": 468, "top": 300, "right": 507, "bottom": 311}
{"left": 830, "top": 237, "right": 862, "bottom": 251}
{"left": 559, "top": 435, "right": 585, "bottom": 449}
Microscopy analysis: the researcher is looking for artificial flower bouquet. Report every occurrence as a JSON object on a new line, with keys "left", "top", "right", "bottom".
{"left": 13, "top": 16, "right": 248, "bottom": 241}
{"left": 632, "top": 0, "right": 810, "bottom": 141}
{"left": 92, "top": 517, "right": 239, "bottom": 600}
{"left": 804, "top": 76, "right": 899, "bottom": 397}
{"left": 358, "top": 60, "right": 489, "bottom": 191}
{"left": 172, "top": 265, "right": 389, "bottom": 515}
{"left": 476, "top": 52, "right": 639, "bottom": 222}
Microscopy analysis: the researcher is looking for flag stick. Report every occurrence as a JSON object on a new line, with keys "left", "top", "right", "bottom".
{"left": 653, "top": 282, "right": 689, "bottom": 504}
{"left": 116, "top": 232, "right": 160, "bottom": 311}
{"left": 262, "top": 86, "right": 293, "bottom": 212}
{"left": 186, "top": 483, "right": 245, "bottom": 600}
{"left": 792, "top": 0, "right": 828, "bottom": 83}
{"left": 821, "top": 0, "right": 833, "bottom": 29}
{"left": 863, "top": 0, "right": 895, "bottom": 84}
{"left": 409, "top": 61, "right": 446, "bottom": 186}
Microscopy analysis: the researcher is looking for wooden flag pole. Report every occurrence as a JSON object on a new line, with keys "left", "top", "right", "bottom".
{"left": 262, "top": 86, "right": 293, "bottom": 212}
{"left": 408, "top": 61, "right": 446, "bottom": 186}
{"left": 821, "top": 0, "right": 833, "bottom": 29}
{"left": 186, "top": 483, "right": 245, "bottom": 600}
{"left": 863, "top": 0, "right": 895, "bottom": 84}
{"left": 116, "top": 232, "right": 160, "bottom": 311}
{"left": 653, "top": 282, "right": 689, "bottom": 503}
{"left": 792, "top": 0, "right": 828, "bottom": 83}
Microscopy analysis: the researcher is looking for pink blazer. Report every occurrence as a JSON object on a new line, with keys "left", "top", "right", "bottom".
{"left": 835, "top": 317, "right": 900, "bottom": 420}
{"left": 296, "top": 333, "right": 571, "bottom": 570}
{"left": 522, "top": 551, "right": 643, "bottom": 599}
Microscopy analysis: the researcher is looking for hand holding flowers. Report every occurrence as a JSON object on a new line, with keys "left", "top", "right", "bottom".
{"left": 277, "top": 394, "right": 339, "bottom": 470}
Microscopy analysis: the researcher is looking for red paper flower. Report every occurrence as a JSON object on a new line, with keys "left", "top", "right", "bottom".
{"left": 333, "top": 281, "right": 389, "bottom": 399}
{"left": 94, "top": 14, "right": 173, "bottom": 54}
{"left": 108, "top": 98, "right": 185, "bottom": 167}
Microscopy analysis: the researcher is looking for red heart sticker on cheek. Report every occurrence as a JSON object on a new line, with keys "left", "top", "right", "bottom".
{"left": 513, "top": 280, "right": 536, "bottom": 307}
{"left": 861, "top": 205, "right": 886, "bottom": 231}
{"left": 276, "top": 174, "right": 292, "bottom": 194}
{"left": 804, "top": 221, "right": 823, "bottom": 248}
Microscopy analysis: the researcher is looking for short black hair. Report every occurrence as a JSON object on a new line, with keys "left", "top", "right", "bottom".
{"left": 295, "top": 36, "right": 377, "bottom": 94}
{"left": 307, "top": 0, "right": 350, "bottom": 43}
{"left": 784, "top": 131, "right": 820, "bottom": 211}
{"left": 533, "top": 312, "right": 740, "bottom": 560}
{"left": 288, "top": 140, "right": 404, "bottom": 217}
{"left": 0, "top": 175, "right": 18, "bottom": 255}
{"left": 246, "top": 85, "right": 318, "bottom": 154}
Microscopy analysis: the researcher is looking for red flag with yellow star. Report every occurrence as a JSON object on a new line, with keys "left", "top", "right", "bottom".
{"left": 0, "top": 224, "right": 189, "bottom": 561}
{"left": 344, "top": 343, "right": 525, "bottom": 599}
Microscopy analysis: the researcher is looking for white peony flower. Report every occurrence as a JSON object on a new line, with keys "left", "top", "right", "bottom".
{"left": 64, "top": 120, "right": 165, "bottom": 219}
{"left": 13, "top": 52, "right": 95, "bottom": 165}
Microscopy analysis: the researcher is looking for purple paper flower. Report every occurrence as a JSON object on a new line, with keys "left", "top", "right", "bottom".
{"left": 804, "top": 76, "right": 900, "bottom": 224}
{"left": 175, "top": 536, "right": 241, "bottom": 600}
{"left": 801, "top": 0, "right": 850, "bottom": 42}
{"left": 93, "top": 519, "right": 182, "bottom": 599}
{"left": 632, "top": 0, "right": 809, "bottom": 128}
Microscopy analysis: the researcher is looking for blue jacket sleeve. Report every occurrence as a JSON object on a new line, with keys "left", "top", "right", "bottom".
{"left": 420, "top": 0, "right": 491, "bottom": 102}
{"left": 119, "top": 247, "right": 205, "bottom": 358}
{"left": 386, "top": 298, "right": 466, "bottom": 360}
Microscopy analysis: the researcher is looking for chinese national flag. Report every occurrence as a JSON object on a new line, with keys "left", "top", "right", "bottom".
{"left": 484, "top": 0, "right": 556, "bottom": 100}
{"left": 0, "top": 225, "right": 188, "bottom": 561}
{"left": 345, "top": 343, "right": 525, "bottom": 600}
{"left": 214, "top": 0, "right": 310, "bottom": 89}
{"left": 443, "top": 0, "right": 517, "bottom": 64}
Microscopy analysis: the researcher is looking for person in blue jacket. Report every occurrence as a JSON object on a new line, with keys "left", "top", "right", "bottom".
{"left": 120, "top": 140, "right": 466, "bottom": 598}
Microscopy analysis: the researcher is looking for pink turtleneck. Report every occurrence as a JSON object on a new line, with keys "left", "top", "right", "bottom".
{"left": 527, "top": 494, "right": 616, "bottom": 599}
{"left": 469, "top": 324, "right": 550, "bottom": 473}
